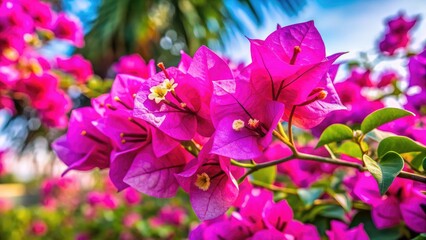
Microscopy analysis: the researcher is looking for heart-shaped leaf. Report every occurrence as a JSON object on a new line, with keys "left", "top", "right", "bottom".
{"left": 316, "top": 124, "right": 353, "bottom": 148}
{"left": 363, "top": 152, "right": 404, "bottom": 195}
{"left": 361, "top": 108, "right": 414, "bottom": 134}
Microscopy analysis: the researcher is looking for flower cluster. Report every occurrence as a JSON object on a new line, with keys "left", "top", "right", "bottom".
{"left": 52, "top": 15, "right": 426, "bottom": 239}
{"left": 0, "top": 0, "right": 87, "bottom": 128}
{"left": 190, "top": 188, "right": 323, "bottom": 239}
{"left": 378, "top": 12, "right": 419, "bottom": 55}
{"left": 54, "top": 20, "right": 347, "bottom": 221}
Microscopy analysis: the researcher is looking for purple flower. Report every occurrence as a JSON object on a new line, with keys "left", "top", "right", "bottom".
{"left": 210, "top": 73, "right": 284, "bottom": 160}
{"left": 56, "top": 54, "right": 93, "bottom": 83}
{"left": 53, "top": 13, "right": 84, "bottom": 47}
{"left": 354, "top": 173, "right": 426, "bottom": 232}
{"left": 52, "top": 107, "right": 112, "bottom": 175}
{"left": 326, "top": 221, "right": 369, "bottom": 240}
{"left": 134, "top": 46, "right": 231, "bottom": 140}
{"left": 379, "top": 13, "right": 419, "bottom": 55}
{"left": 175, "top": 140, "right": 244, "bottom": 220}
{"left": 114, "top": 54, "right": 156, "bottom": 78}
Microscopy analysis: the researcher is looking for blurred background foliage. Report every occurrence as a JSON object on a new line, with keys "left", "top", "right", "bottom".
{"left": 78, "top": 0, "right": 306, "bottom": 76}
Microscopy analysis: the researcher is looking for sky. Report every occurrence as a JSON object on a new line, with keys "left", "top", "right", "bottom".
{"left": 225, "top": 0, "right": 426, "bottom": 63}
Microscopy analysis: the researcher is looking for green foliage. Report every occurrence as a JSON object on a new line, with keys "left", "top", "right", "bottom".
{"left": 304, "top": 205, "right": 345, "bottom": 222}
{"left": 297, "top": 188, "right": 324, "bottom": 207}
{"left": 377, "top": 136, "right": 426, "bottom": 157}
{"left": 360, "top": 108, "right": 414, "bottom": 134}
{"left": 252, "top": 165, "right": 277, "bottom": 185}
{"left": 316, "top": 124, "right": 353, "bottom": 148}
{"left": 336, "top": 141, "right": 364, "bottom": 159}
{"left": 363, "top": 152, "right": 404, "bottom": 195}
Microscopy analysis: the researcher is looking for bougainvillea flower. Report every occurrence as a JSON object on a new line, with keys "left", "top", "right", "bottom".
{"left": 196, "top": 188, "right": 320, "bottom": 239}
{"left": 108, "top": 74, "right": 147, "bottom": 112}
{"left": 134, "top": 46, "right": 232, "bottom": 140}
{"left": 38, "top": 90, "right": 71, "bottom": 128}
{"left": 0, "top": 1, "right": 34, "bottom": 34}
{"left": 194, "top": 215, "right": 252, "bottom": 240}
{"left": 20, "top": 0, "right": 53, "bottom": 29}
{"left": 377, "top": 70, "right": 399, "bottom": 88}
{"left": 114, "top": 54, "right": 156, "bottom": 79}
{"left": 52, "top": 13, "right": 84, "bottom": 47}
{"left": 56, "top": 54, "right": 93, "bottom": 83}
{"left": 408, "top": 46, "right": 426, "bottom": 89}
{"left": 95, "top": 110, "right": 179, "bottom": 190}
{"left": 379, "top": 13, "right": 418, "bottom": 55}
{"left": 326, "top": 221, "right": 369, "bottom": 240}
{"left": 210, "top": 73, "right": 284, "bottom": 159}
{"left": 52, "top": 107, "right": 111, "bottom": 174}
{"left": 175, "top": 140, "right": 243, "bottom": 220}
{"left": 123, "top": 146, "right": 190, "bottom": 198}
{"left": 346, "top": 68, "right": 374, "bottom": 88}
{"left": 30, "top": 220, "right": 48, "bottom": 236}
{"left": 354, "top": 173, "right": 426, "bottom": 232}
{"left": 249, "top": 21, "right": 343, "bottom": 107}
{"left": 282, "top": 64, "right": 346, "bottom": 128}
{"left": 150, "top": 205, "right": 187, "bottom": 226}
{"left": 238, "top": 188, "right": 275, "bottom": 231}
{"left": 311, "top": 81, "right": 384, "bottom": 136}
{"left": 178, "top": 50, "right": 192, "bottom": 72}
{"left": 17, "top": 72, "right": 58, "bottom": 108}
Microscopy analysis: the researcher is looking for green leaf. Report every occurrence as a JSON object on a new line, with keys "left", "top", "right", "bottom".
{"left": 363, "top": 152, "right": 404, "bottom": 195}
{"left": 336, "top": 141, "right": 364, "bottom": 159}
{"left": 316, "top": 124, "right": 353, "bottom": 148}
{"left": 331, "top": 192, "right": 352, "bottom": 212}
{"left": 411, "top": 152, "right": 426, "bottom": 172}
{"left": 306, "top": 205, "right": 345, "bottom": 221}
{"left": 252, "top": 165, "right": 277, "bottom": 185}
{"left": 377, "top": 136, "right": 426, "bottom": 157}
{"left": 297, "top": 188, "right": 324, "bottom": 207}
{"left": 412, "top": 233, "right": 426, "bottom": 240}
{"left": 365, "top": 129, "right": 395, "bottom": 142}
{"left": 360, "top": 108, "right": 414, "bottom": 134}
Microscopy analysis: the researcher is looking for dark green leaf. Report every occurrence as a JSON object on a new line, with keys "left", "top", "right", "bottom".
{"left": 361, "top": 108, "right": 414, "bottom": 134}
{"left": 377, "top": 136, "right": 426, "bottom": 157}
{"left": 252, "top": 165, "right": 277, "bottom": 185}
{"left": 363, "top": 152, "right": 404, "bottom": 195}
{"left": 316, "top": 124, "right": 353, "bottom": 148}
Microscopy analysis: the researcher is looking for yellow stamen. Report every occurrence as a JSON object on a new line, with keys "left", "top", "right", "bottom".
{"left": 195, "top": 172, "right": 211, "bottom": 191}
{"left": 232, "top": 119, "right": 245, "bottom": 131}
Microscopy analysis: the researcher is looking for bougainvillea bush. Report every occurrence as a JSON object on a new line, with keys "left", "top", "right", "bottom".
{"left": 1, "top": 0, "right": 426, "bottom": 238}
{"left": 49, "top": 13, "right": 426, "bottom": 240}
